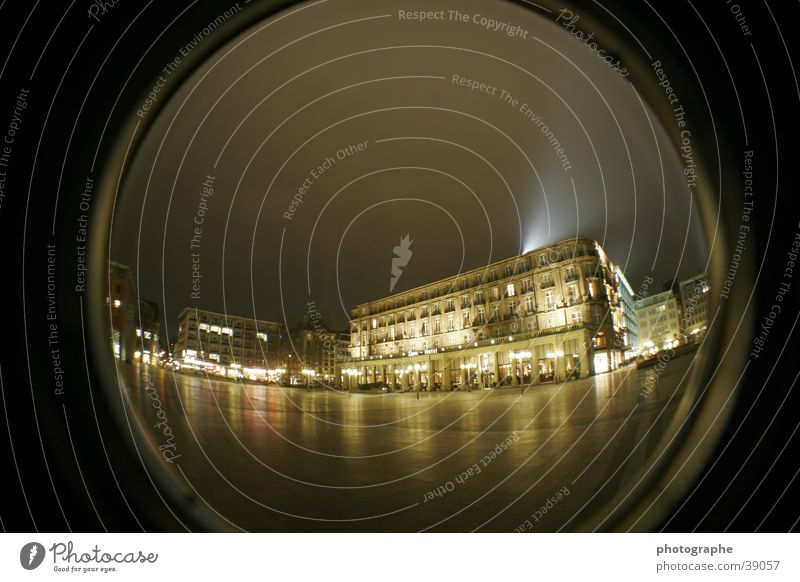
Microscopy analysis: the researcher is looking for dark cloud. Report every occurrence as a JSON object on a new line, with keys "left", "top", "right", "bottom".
{"left": 112, "top": 0, "right": 706, "bottom": 339}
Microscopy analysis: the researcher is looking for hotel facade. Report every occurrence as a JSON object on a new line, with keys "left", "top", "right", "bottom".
{"left": 342, "top": 238, "right": 629, "bottom": 390}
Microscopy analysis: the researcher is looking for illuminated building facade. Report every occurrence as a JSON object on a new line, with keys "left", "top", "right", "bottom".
{"left": 134, "top": 299, "right": 161, "bottom": 365}
{"left": 342, "top": 238, "right": 627, "bottom": 390}
{"left": 635, "top": 289, "right": 682, "bottom": 353}
{"left": 288, "top": 317, "right": 334, "bottom": 385}
{"left": 614, "top": 267, "right": 639, "bottom": 354}
{"left": 174, "top": 307, "right": 286, "bottom": 381}
{"left": 108, "top": 261, "right": 137, "bottom": 362}
{"left": 679, "top": 272, "right": 710, "bottom": 342}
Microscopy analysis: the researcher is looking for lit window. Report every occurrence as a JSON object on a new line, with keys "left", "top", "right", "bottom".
{"left": 257, "top": 332, "right": 268, "bottom": 341}
{"left": 568, "top": 285, "right": 578, "bottom": 302}
{"left": 198, "top": 323, "right": 210, "bottom": 331}
{"left": 136, "top": 328, "right": 142, "bottom": 337}
{"left": 525, "top": 296, "right": 534, "bottom": 313}
{"left": 210, "top": 325, "right": 221, "bottom": 334}
{"left": 113, "top": 299, "right": 121, "bottom": 308}
{"left": 506, "top": 283, "right": 516, "bottom": 297}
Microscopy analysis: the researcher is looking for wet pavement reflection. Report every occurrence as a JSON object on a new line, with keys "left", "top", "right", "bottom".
{"left": 122, "top": 354, "right": 695, "bottom": 531}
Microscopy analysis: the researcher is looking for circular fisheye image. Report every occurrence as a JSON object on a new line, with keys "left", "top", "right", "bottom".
{"left": 102, "top": 0, "right": 730, "bottom": 532}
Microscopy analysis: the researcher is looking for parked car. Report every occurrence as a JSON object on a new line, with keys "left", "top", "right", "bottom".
{"left": 358, "top": 381, "right": 391, "bottom": 392}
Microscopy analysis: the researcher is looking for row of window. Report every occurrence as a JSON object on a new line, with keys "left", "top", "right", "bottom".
{"left": 357, "top": 282, "right": 595, "bottom": 334}
{"left": 184, "top": 333, "right": 279, "bottom": 350}
{"left": 186, "top": 312, "right": 281, "bottom": 331}
{"left": 354, "top": 313, "right": 595, "bottom": 357}
{"left": 363, "top": 251, "right": 602, "bottom": 316}
{"left": 352, "top": 310, "right": 593, "bottom": 350}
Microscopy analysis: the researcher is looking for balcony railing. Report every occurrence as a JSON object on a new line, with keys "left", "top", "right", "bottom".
{"left": 343, "top": 323, "right": 588, "bottom": 362}
{"left": 540, "top": 279, "right": 555, "bottom": 289}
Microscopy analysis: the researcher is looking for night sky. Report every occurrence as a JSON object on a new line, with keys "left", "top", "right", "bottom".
{"left": 111, "top": 0, "right": 706, "bottom": 341}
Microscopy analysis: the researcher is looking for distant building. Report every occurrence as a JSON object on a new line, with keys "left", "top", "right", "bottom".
{"left": 636, "top": 289, "right": 682, "bottom": 353}
{"left": 174, "top": 307, "right": 286, "bottom": 381}
{"left": 108, "top": 261, "right": 137, "bottom": 362}
{"left": 288, "top": 308, "right": 346, "bottom": 386}
{"left": 342, "top": 238, "right": 628, "bottom": 390}
{"left": 134, "top": 299, "right": 161, "bottom": 365}
{"left": 679, "top": 272, "right": 710, "bottom": 342}
{"left": 334, "top": 332, "right": 351, "bottom": 387}
{"left": 614, "top": 267, "right": 639, "bottom": 355}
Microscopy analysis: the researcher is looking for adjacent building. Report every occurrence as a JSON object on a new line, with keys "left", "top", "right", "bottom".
{"left": 108, "top": 261, "right": 138, "bottom": 362}
{"left": 287, "top": 309, "right": 350, "bottom": 386}
{"left": 173, "top": 307, "right": 285, "bottom": 381}
{"left": 679, "top": 272, "right": 710, "bottom": 342}
{"left": 635, "top": 288, "right": 682, "bottom": 354}
{"left": 614, "top": 266, "right": 639, "bottom": 356}
{"left": 342, "top": 238, "right": 627, "bottom": 390}
{"left": 134, "top": 298, "right": 161, "bottom": 364}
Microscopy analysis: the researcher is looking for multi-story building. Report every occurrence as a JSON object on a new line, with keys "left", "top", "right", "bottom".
{"left": 287, "top": 311, "right": 350, "bottom": 386}
{"left": 679, "top": 272, "right": 710, "bottom": 342}
{"left": 636, "top": 289, "right": 682, "bottom": 354}
{"left": 614, "top": 267, "right": 639, "bottom": 356}
{"left": 288, "top": 318, "right": 327, "bottom": 386}
{"left": 334, "top": 332, "right": 351, "bottom": 388}
{"left": 174, "top": 307, "right": 286, "bottom": 381}
{"left": 342, "top": 238, "right": 627, "bottom": 390}
{"left": 108, "top": 261, "right": 137, "bottom": 362}
{"left": 134, "top": 298, "right": 161, "bottom": 364}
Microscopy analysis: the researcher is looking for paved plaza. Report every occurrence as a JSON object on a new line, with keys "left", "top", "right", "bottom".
{"left": 122, "top": 353, "right": 695, "bottom": 531}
